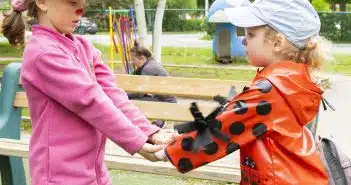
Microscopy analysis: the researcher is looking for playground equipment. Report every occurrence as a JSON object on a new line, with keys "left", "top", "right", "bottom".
{"left": 108, "top": 7, "right": 137, "bottom": 74}
{"left": 207, "top": 0, "right": 248, "bottom": 63}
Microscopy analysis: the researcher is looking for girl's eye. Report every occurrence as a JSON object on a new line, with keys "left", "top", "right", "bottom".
{"left": 69, "top": 1, "right": 77, "bottom": 6}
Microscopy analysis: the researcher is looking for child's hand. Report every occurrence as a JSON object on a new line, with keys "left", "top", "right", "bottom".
{"left": 154, "top": 148, "right": 168, "bottom": 162}
{"left": 138, "top": 143, "right": 165, "bottom": 162}
{"left": 149, "top": 129, "right": 178, "bottom": 145}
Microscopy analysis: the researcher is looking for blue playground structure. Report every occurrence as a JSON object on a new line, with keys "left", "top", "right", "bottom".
{"left": 207, "top": 0, "right": 249, "bottom": 63}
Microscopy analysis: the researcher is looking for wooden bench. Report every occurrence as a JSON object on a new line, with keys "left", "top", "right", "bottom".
{"left": 0, "top": 62, "right": 249, "bottom": 185}
{"left": 0, "top": 63, "right": 319, "bottom": 185}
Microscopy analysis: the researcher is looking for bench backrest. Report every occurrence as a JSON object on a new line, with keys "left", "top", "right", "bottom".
{"left": 115, "top": 74, "right": 247, "bottom": 100}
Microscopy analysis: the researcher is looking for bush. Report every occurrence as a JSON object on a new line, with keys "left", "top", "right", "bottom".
{"left": 162, "top": 11, "right": 204, "bottom": 32}
{"left": 204, "top": 22, "right": 216, "bottom": 36}
{"left": 312, "top": 0, "right": 331, "bottom": 11}
{"left": 319, "top": 12, "right": 351, "bottom": 42}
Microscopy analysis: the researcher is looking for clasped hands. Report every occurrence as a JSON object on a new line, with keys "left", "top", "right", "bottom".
{"left": 138, "top": 128, "right": 178, "bottom": 162}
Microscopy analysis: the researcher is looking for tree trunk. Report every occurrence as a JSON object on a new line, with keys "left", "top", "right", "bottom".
{"left": 101, "top": 0, "right": 108, "bottom": 30}
{"left": 205, "top": 0, "right": 209, "bottom": 17}
{"left": 152, "top": 0, "right": 167, "bottom": 63}
{"left": 340, "top": 2, "right": 346, "bottom": 12}
{"left": 134, "top": 0, "right": 148, "bottom": 46}
{"left": 331, "top": 3, "right": 337, "bottom": 12}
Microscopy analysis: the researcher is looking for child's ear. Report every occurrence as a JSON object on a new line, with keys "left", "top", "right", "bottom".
{"left": 35, "top": 0, "right": 48, "bottom": 12}
{"left": 272, "top": 33, "right": 285, "bottom": 53}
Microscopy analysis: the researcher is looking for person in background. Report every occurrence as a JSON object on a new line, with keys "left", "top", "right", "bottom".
{"left": 129, "top": 41, "right": 177, "bottom": 128}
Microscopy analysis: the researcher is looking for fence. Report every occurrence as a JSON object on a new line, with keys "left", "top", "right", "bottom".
{"left": 84, "top": 9, "right": 351, "bottom": 42}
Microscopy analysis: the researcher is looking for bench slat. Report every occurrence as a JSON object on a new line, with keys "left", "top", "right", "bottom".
{"left": 14, "top": 92, "right": 218, "bottom": 122}
{"left": 115, "top": 74, "right": 247, "bottom": 99}
{"left": 19, "top": 74, "right": 248, "bottom": 100}
{"left": 0, "top": 139, "right": 240, "bottom": 183}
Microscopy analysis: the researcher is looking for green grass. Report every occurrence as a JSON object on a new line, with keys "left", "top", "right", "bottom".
{"left": 0, "top": 42, "right": 24, "bottom": 57}
{"left": 1, "top": 41, "right": 349, "bottom": 76}
{"left": 324, "top": 54, "right": 351, "bottom": 75}
{"left": 94, "top": 43, "right": 248, "bottom": 66}
{"left": 0, "top": 159, "right": 237, "bottom": 185}
{"left": 95, "top": 31, "right": 204, "bottom": 36}
{"left": 109, "top": 170, "right": 237, "bottom": 185}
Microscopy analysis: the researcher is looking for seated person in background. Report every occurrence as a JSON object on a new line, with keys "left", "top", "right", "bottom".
{"left": 128, "top": 41, "right": 177, "bottom": 128}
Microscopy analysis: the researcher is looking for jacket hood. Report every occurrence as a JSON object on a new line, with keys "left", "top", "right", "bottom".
{"left": 257, "top": 61, "right": 323, "bottom": 126}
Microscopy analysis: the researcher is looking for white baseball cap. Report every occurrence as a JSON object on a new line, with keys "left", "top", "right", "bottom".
{"left": 224, "top": 0, "right": 321, "bottom": 49}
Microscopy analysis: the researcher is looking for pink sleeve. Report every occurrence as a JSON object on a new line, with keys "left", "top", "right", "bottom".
{"left": 92, "top": 47, "right": 159, "bottom": 137}
{"left": 32, "top": 49, "right": 148, "bottom": 155}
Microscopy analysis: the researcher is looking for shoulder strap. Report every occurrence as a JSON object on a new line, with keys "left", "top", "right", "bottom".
{"left": 321, "top": 138, "right": 348, "bottom": 185}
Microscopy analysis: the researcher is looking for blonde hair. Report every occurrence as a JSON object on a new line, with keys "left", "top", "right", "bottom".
{"left": 263, "top": 25, "right": 332, "bottom": 71}
{"left": 1, "top": 0, "right": 38, "bottom": 47}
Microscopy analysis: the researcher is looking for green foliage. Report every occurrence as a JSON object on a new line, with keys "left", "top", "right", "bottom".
{"left": 319, "top": 12, "right": 351, "bottom": 42}
{"left": 163, "top": 16, "right": 204, "bottom": 32}
{"left": 167, "top": 0, "right": 197, "bottom": 9}
{"left": 204, "top": 22, "right": 216, "bottom": 36}
{"left": 327, "top": 0, "right": 351, "bottom": 4}
{"left": 312, "top": 0, "right": 331, "bottom": 11}
{"left": 0, "top": 1, "right": 10, "bottom": 10}
{"left": 145, "top": 0, "right": 198, "bottom": 9}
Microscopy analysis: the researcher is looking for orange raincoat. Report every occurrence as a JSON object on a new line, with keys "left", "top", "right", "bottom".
{"left": 165, "top": 61, "right": 328, "bottom": 185}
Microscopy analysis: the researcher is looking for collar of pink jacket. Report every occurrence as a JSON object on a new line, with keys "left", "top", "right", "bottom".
{"left": 31, "top": 25, "right": 77, "bottom": 51}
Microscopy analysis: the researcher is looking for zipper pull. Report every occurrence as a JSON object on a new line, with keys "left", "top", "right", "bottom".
{"left": 321, "top": 97, "right": 336, "bottom": 111}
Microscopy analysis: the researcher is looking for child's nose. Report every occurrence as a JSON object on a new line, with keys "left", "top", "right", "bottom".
{"left": 242, "top": 38, "right": 247, "bottom": 46}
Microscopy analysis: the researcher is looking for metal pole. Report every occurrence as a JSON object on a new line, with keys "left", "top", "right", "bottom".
{"left": 205, "top": 0, "right": 209, "bottom": 17}
{"left": 109, "top": 6, "right": 115, "bottom": 71}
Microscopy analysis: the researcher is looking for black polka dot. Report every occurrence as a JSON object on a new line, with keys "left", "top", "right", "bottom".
{"left": 178, "top": 158, "right": 193, "bottom": 173}
{"left": 242, "top": 86, "right": 250, "bottom": 92}
{"left": 226, "top": 142, "right": 240, "bottom": 155}
{"left": 256, "top": 79, "right": 272, "bottom": 93}
{"left": 256, "top": 101, "right": 271, "bottom": 116}
{"left": 252, "top": 123, "right": 268, "bottom": 137}
{"left": 181, "top": 137, "right": 194, "bottom": 151}
{"left": 204, "top": 142, "right": 218, "bottom": 155}
{"left": 229, "top": 122, "right": 245, "bottom": 135}
{"left": 233, "top": 100, "right": 248, "bottom": 115}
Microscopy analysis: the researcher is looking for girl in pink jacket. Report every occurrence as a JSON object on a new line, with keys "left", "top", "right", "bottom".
{"left": 2, "top": 0, "right": 174, "bottom": 184}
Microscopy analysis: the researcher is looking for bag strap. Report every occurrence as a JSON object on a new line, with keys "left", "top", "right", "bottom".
{"left": 321, "top": 138, "right": 348, "bottom": 185}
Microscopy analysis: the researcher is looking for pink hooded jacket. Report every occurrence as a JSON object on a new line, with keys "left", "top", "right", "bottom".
{"left": 21, "top": 25, "right": 159, "bottom": 185}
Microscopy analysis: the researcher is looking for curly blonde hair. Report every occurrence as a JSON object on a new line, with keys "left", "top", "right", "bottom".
{"left": 263, "top": 25, "right": 332, "bottom": 71}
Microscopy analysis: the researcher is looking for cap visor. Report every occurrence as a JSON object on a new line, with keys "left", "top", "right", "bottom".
{"left": 224, "top": 7, "right": 266, "bottom": 28}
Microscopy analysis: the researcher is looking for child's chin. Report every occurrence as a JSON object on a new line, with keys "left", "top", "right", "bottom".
{"left": 249, "top": 61, "right": 266, "bottom": 68}
{"left": 62, "top": 28, "right": 75, "bottom": 35}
